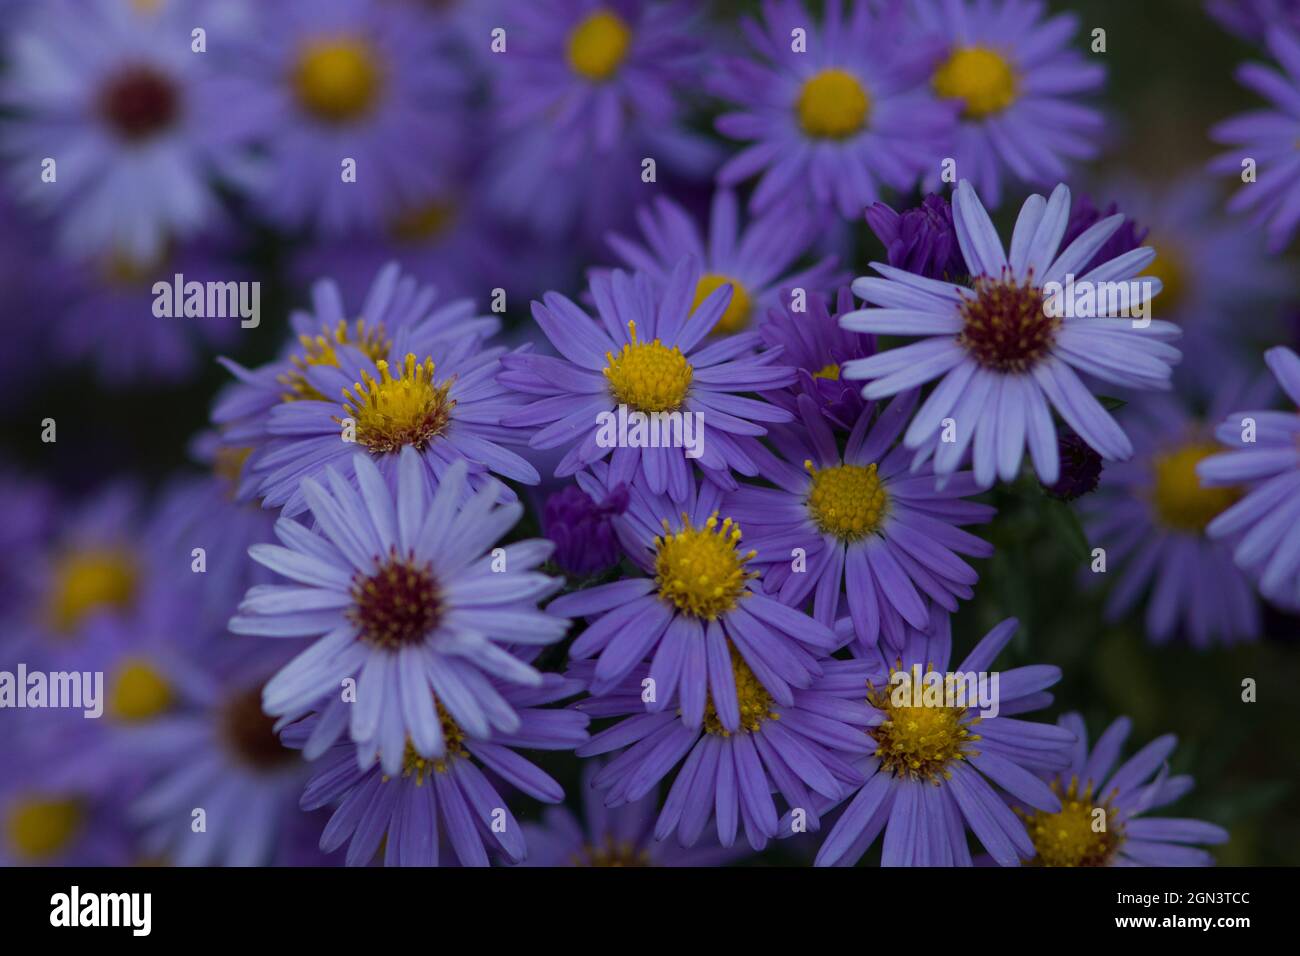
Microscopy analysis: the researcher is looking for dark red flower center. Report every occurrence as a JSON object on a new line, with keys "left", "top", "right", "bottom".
{"left": 220, "top": 686, "right": 297, "bottom": 770}
{"left": 957, "top": 274, "right": 1059, "bottom": 373}
{"left": 99, "top": 64, "right": 180, "bottom": 141}
{"left": 348, "top": 549, "right": 441, "bottom": 648}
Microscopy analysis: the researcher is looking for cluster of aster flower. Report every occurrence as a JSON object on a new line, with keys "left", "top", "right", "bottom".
{"left": 5, "top": 0, "right": 1300, "bottom": 871}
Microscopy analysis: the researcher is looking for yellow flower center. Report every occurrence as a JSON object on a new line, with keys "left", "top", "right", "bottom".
{"left": 394, "top": 704, "right": 468, "bottom": 785}
{"left": 702, "top": 646, "right": 776, "bottom": 736}
{"left": 654, "top": 512, "right": 756, "bottom": 620}
{"left": 280, "top": 318, "right": 392, "bottom": 403}
{"left": 109, "top": 659, "right": 174, "bottom": 722}
{"left": 293, "top": 38, "right": 384, "bottom": 123}
{"left": 213, "top": 445, "right": 252, "bottom": 488}
{"left": 341, "top": 353, "right": 456, "bottom": 455}
{"left": 933, "top": 46, "right": 1018, "bottom": 118}
{"left": 691, "top": 273, "right": 753, "bottom": 334}
{"left": 389, "top": 199, "right": 457, "bottom": 244}
{"left": 566, "top": 9, "right": 632, "bottom": 81}
{"left": 797, "top": 68, "right": 870, "bottom": 139}
{"left": 5, "top": 797, "right": 82, "bottom": 862}
{"left": 47, "top": 548, "right": 138, "bottom": 633}
{"left": 1150, "top": 441, "right": 1241, "bottom": 532}
{"left": 1142, "top": 237, "right": 1186, "bottom": 316}
{"left": 867, "top": 666, "right": 979, "bottom": 782}
{"left": 814, "top": 363, "right": 841, "bottom": 381}
{"left": 603, "top": 320, "right": 693, "bottom": 413}
{"left": 1020, "top": 777, "right": 1123, "bottom": 866}
{"left": 100, "top": 248, "right": 164, "bottom": 288}
{"left": 805, "top": 461, "right": 889, "bottom": 541}
{"left": 572, "top": 837, "right": 652, "bottom": 866}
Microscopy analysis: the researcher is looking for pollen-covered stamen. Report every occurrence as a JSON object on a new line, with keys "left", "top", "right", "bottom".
{"left": 813, "top": 363, "right": 841, "bottom": 381}
{"left": 566, "top": 9, "right": 632, "bottom": 81}
{"left": 47, "top": 548, "right": 139, "bottom": 634}
{"left": 1150, "top": 440, "right": 1241, "bottom": 532}
{"left": 797, "top": 68, "right": 870, "bottom": 139}
{"left": 654, "top": 512, "right": 757, "bottom": 620}
{"left": 702, "top": 645, "right": 776, "bottom": 736}
{"left": 1019, "top": 777, "right": 1124, "bottom": 867}
{"left": 99, "top": 64, "right": 180, "bottom": 141}
{"left": 805, "top": 460, "right": 889, "bottom": 541}
{"left": 692, "top": 273, "right": 752, "bottom": 334}
{"left": 957, "top": 274, "right": 1059, "bottom": 373}
{"left": 933, "top": 46, "right": 1018, "bottom": 118}
{"left": 603, "top": 320, "right": 693, "bottom": 413}
{"left": 395, "top": 703, "right": 468, "bottom": 785}
{"left": 4, "top": 796, "right": 83, "bottom": 862}
{"left": 220, "top": 685, "right": 297, "bottom": 770}
{"left": 867, "top": 665, "right": 980, "bottom": 782}
{"left": 572, "top": 837, "right": 652, "bottom": 867}
{"left": 108, "top": 658, "right": 173, "bottom": 722}
{"left": 340, "top": 353, "right": 456, "bottom": 454}
{"left": 293, "top": 37, "right": 384, "bottom": 123}
{"left": 348, "top": 547, "right": 441, "bottom": 649}
{"left": 279, "top": 318, "right": 392, "bottom": 402}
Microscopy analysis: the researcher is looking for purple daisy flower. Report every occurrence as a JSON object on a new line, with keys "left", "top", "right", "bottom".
{"left": 223, "top": 0, "right": 464, "bottom": 235}
{"left": 1017, "top": 712, "right": 1228, "bottom": 866}
{"left": 1198, "top": 346, "right": 1300, "bottom": 609}
{"left": 1093, "top": 176, "right": 1289, "bottom": 341}
{"left": 149, "top": 434, "right": 279, "bottom": 628}
{"left": 229, "top": 449, "right": 570, "bottom": 775}
{"left": 814, "top": 615, "right": 1073, "bottom": 866}
{"left": 57, "top": 238, "right": 246, "bottom": 385}
{"left": 13, "top": 609, "right": 202, "bottom": 799}
{"left": 288, "top": 662, "right": 589, "bottom": 867}
{"left": 603, "top": 189, "right": 843, "bottom": 337}
{"left": 483, "top": 2, "right": 717, "bottom": 244}
{"left": 121, "top": 639, "right": 328, "bottom": 867}
{"left": 492, "top": 0, "right": 703, "bottom": 158}
{"left": 214, "top": 262, "right": 497, "bottom": 450}
{"left": 842, "top": 179, "right": 1181, "bottom": 489}
{"left": 289, "top": 182, "right": 509, "bottom": 306}
{"left": 0, "top": 737, "right": 132, "bottom": 867}
{"left": 499, "top": 260, "right": 796, "bottom": 500}
{"left": 711, "top": 0, "right": 955, "bottom": 218}
{"left": 1079, "top": 365, "right": 1272, "bottom": 647}
{"left": 1206, "top": 0, "right": 1300, "bottom": 44}
{"left": 518, "top": 759, "right": 748, "bottom": 866}
{"left": 542, "top": 482, "right": 630, "bottom": 577}
{"left": 214, "top": 263, "right": 530, "bottom": 516}
{"left": 2, "top": 0, "right": 253, "bottom": 261}
{"left": 865, "top": 193, "right": 966, "bottom": 283}
{"left": 1211, "top": 28, "right": 1300, "bottom": 252}
{"left": 726, "top": 391, "right": 994, "bottom": 654}
{"left": 756, "top": 286, "right": 873, "bottom": 431}
{"left": 8, "top": 484, "right": 167, "bottom": 661}
{"left": 576, "top": 655, "right": 883, "bottom": 850}
{"left": 912, "top": 0, "right": 1106, "bottom": 209}
{"left": 549, "top": 463, "right": 838, "bottom": 718}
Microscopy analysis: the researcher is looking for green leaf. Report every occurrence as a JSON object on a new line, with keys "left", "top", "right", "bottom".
{"left": 1043, "top": 498, "right": 1090, "bottom": 563}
